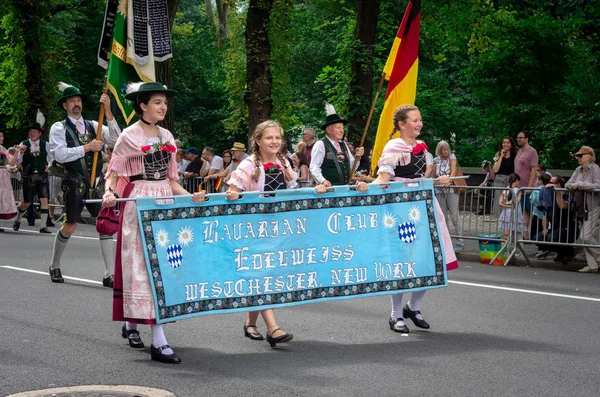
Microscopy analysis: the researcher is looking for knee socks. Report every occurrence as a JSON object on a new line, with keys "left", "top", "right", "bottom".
{"left": 50, "top": 230, "right": 69, "bottom": 270}
{"left": 15, "top": 207, "right": 26, "bottom": 222}
{"left": 99, "top": 235, "right": 115, "bottom": 278}
{"left": 151, "top": 324, "right": 173, "bottom": 355}
{"left": 390, "top": 293, "right": 404, "bottom": 319}
{"left": 40, "top": 208, "right": 49, "bottom": 228}
{"left": 407, "top": 290, "right": 426, "bottom": 320}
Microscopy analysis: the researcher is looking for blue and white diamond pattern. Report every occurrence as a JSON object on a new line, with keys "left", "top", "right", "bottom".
{"left": 398, "top": 222, "right": 416, "bottom": 243}
{"left": 166, "top": 244, "right": 183, "bottom": 268}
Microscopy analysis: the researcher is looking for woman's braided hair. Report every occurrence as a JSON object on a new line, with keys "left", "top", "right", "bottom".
{"left": 250, "top": 120, "right": 294, "bottom": 183}
{"left": 390, "top": 105, "right": 419, "bottom": 141}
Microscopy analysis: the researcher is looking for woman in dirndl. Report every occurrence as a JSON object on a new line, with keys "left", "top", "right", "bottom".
{"left": 354, "top": 105, "right": 458, "bottom": 333}
{"left": 102, "top": 82, "right": 204, "bottom": 364}
{"left": 0, "top": 130, "right": 18, "bottom": 231}
{"left": 226, "top": 120, "right": 297, "bottom": 348}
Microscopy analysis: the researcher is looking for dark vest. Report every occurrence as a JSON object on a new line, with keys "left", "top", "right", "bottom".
{"left": 320, "top": 138, "right": 351, "bottom": 186}
{"left": 20, "top": 139, "right": 49, "bottom": 175}
{"left": 394, "top": 152, "right": 427, "bottom": 179}
{"left": 62, "top": 119, "right": 101, "bottom": 180}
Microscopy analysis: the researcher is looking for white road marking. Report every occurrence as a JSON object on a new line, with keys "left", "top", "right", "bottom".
{"left": 1, "top": 265, "right": 598, "bottom": 301}
{"left": 448, "top": 280, "right": 600, "bottom": 302}
{"left": 4, "top": 228, "right": 115, "bottom": 241}
{"left": 1, "top": 266, "right": 102, "bottom": 285}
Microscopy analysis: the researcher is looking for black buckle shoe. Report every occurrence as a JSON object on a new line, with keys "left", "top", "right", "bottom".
{"left": 49, "top": 267, "right": 64, "bottom": 283}
{"left": 151, "top": 344, "right": 181, "bottom": 364}
{"left": 244, "top": 324, "right": 264, "bottom": 341}
{"left": 12, "top": 221, "right": 20, "bottom": 231}
{"left": 39, "top": 227, "right": 52, "bottom": 234}
{"left": 403, "top": 305, "right": 430, "bottom": 329}
{"left": 121, "top": 324, "right": 144, "bottom": 348}
{"left": 388, "top": 316, "right": 410, "bottom": 333}
{"left": 102, "top": 275, "right": 114, "bottom": 288}
{"left": 266, "top": 328, "right": 293, "bottom": 348}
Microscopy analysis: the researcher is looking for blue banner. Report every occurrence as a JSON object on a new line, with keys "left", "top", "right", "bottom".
{"left": 136, "top": 180, "right": 448, "bottom": 323}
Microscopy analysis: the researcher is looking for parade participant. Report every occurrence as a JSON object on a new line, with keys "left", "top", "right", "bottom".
{"left": 310, "top": 103, "right": 364, "bottom": 186}
{"left": 0, "top": 129, "right": 18, "bottom": 231}
{"left": 102, "top": 82, "right": 205, "bottom": 364}
{"left": 566, "top": 146, "right": 600, "bottom": 273}
{"left": 13, "top": 122, "right": 53, "bottom": 233}
{"left": 48, "top": 83, "right": 121, "bottom": 286}
{"left": 352, "top": 105, "right": 458, "bottom": 333}
{"left": 226, "top": 120, "right": 297, "bottom": 348}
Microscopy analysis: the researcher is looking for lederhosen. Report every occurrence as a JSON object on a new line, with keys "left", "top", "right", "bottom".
{"left": 61, "top": 119, "right": 103, "bottom": 222}
{"left": 320, "top": 138, "right": 351, "bottom": 186}
{"left": 20, "top": 140, "right": 50, "bottom": 202}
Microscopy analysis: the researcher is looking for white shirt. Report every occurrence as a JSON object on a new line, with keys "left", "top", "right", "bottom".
{"left": 207, "top": 155, "right": 224, "bottom": 173}
{"left": 49, "top": 117, "right": 120, "bottom": 164}
{"left": 17, "top": 139, "right": 52, "bottom": 165}
{"left": 309, "top": 137, "right": 355, "bottom": 184}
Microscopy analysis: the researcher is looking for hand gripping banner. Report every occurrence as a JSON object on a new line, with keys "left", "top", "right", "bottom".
{"left": 136, "top": 179, "right": 448, "bottom": 323}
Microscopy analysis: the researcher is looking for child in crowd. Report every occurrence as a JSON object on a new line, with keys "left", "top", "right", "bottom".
{"left": 498, "top": 173, "right": 526, "bottom": 240}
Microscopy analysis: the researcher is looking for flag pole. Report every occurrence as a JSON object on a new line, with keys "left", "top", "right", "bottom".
{"left": 90, "top": 53, "right": 111, "bottom": 188}
{"left": 348, "top": 73, "right": 386, "bottom": 184}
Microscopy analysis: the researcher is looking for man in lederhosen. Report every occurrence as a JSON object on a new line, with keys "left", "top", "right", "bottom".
{"left": 13, "top": 122, "right": 52, "bottom": 233}
{"left": 309, "top": 103, "right": 364, "bottom": 187}
{"left": 48, "top": 82, "right": 121, "bottom": 286}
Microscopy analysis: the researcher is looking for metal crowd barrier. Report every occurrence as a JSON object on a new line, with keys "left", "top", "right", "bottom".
{"left": 184, "top": 176, "right": 226, "bottom": 194}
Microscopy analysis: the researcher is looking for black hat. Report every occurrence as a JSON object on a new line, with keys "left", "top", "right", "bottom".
{"left": 56, "top": 82, "right": 87, "bottom": 108}
{"left": 320, "top": 102, "right": 348, "bottom": 130}
{"left": 24, "top": 122, "right": 44, "bottom": 133}
{"left": 125, "top": 82, "right": 177, "bottom": 101}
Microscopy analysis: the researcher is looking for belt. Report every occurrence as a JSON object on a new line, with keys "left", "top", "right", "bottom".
{"left": 130, "top": 174, "right": 167, "bottom": 182}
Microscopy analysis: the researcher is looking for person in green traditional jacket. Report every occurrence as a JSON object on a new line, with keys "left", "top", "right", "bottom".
{"left": 13, "top": 122, "right": 53, "bottom": 233}
{"left": 309, "top": 102, "right": 364, "bottom": 187}
{"left": 47, "top": 82, "right": 121, "bottom": 286}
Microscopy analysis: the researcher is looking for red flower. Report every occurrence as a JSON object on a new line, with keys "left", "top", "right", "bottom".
{"left": 141, "top": 145, "right": 152, "bottom": 153}
{"left": 263, "top": 162, "right": 282, "bottom": 174}
{"left": 412, "top": 142, "right": 428, "bottom": 155}
{"left": 160, "top": 144, "right": 177, "bottom": 153}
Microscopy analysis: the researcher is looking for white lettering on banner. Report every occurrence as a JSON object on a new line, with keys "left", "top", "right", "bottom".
{"left": 235, "top": 245, "right": 355, "bottom": 272}
{"left": 202, "top": 218, "right": 308, "bottom": 243}
{"left": 184, "top": 271, "right": 320, "bottom": 300}
{"left": 326, "top": 212, "right": 378, "bottom": 234}
{"left": 330, "top": 267, "right": 368, "bottom": 285}
{"left": 374, "top": 262, "right": 417, "bottom": 281}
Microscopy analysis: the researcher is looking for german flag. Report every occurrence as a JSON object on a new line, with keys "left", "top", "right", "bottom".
{"left": 371, "top": 0, "right": 421, "bottom": 174}
{"left": 213, "top": 177, "right": 223, "bottom": 192}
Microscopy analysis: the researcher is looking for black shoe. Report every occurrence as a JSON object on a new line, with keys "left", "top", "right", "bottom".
{"left": 102, "top": 275, "right": 114, "bottom": 288}
{"left": 46, "top": 220, "right": 55, "bottom": 227}
{"left": 121, "top": 323, "right": 144, "bottom": 348}
{"left": 150, "top": 344, "right": 181, "bottom": 364}
{"left": 39, "top": 227, "right": 51, "bottom": 234}
{"left": 244, "top": 324, "right": 264, "bottom": 341}
{"left": 49, "top": 267, "right": 64, "bottom": 283}
{"left": 12, "top": 221, "right": 20, "bottom": 231}
{"left": 388, "top": 316, "right": 410, "bottom": 333}
{"left": 0, "top": 227, "right": 4, "bottom": 232}
{"left": 266, "top": 328, "right": 293, "bottom": 348}
{"left": 403, "top": 305, "right": 430, "bottom": 329}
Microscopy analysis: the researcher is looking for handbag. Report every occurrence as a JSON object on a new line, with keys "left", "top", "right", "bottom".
{"left": 95, "top": 183, "right": 134, "bottom": 235}
{"left": 48, "top": 160, "right": 65, "bottom": 177}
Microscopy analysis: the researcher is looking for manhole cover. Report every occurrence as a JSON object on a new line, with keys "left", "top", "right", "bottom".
{"left": 5, "top": 386, "right": 175, "bottom": 397}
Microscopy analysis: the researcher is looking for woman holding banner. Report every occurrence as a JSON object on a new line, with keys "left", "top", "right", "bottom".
{"left": 102, "top": 82, "right": 205, "bottom": 364}
{"left": 354, "top": 105, "right": 458, "bottom": 333}
{"left": 226, "top": 120, "right": 297, "bottom": 347}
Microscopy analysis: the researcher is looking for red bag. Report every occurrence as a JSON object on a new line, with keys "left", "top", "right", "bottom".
{"left": 95, "top": 183, "right": 134, "bottom": 236}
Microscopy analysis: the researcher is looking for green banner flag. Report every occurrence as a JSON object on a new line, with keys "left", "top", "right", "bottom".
{"left": 106, "top": 0, "right": 156, "bottom": 124}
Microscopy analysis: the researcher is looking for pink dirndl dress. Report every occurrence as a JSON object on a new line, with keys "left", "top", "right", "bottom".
{"left": 105, "top": 125, "right": 179, "bottom": 324}
{"left": 0, "top": 147, "right": 17, "bottom": 220}
{"left": 378, "top": 138, "right": 458, "bottom": 271}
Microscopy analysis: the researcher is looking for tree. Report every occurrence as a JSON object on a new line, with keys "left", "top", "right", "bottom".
{"left": 244, "top": 0, "right": 275, "bottom": 135}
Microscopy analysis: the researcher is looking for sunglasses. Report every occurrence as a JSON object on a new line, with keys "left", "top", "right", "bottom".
{"left": 574, "top": 153, "right": 586, "bottom": 158}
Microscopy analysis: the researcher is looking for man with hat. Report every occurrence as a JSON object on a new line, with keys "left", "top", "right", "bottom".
{"left": 214, "top": 142, "right": 249, "bottom": 185}
{"left": 47, "top": 82, "right": 121, "bottom": 286}
{"left": 13, "top": 122, "right": 53, "bottom": 233}
{"left": 183, "top": 147, "right": 204, "bottom": 193}
{"left": 310, "top": 103, "right": 364, "bottom": 187}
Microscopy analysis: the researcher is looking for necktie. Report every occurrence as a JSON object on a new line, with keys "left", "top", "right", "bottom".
{"left": 334, "top": 141, "right": 342, "bottom": 152}
{"left": 76, "top": 120, "right": 84, "bottom": 134}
